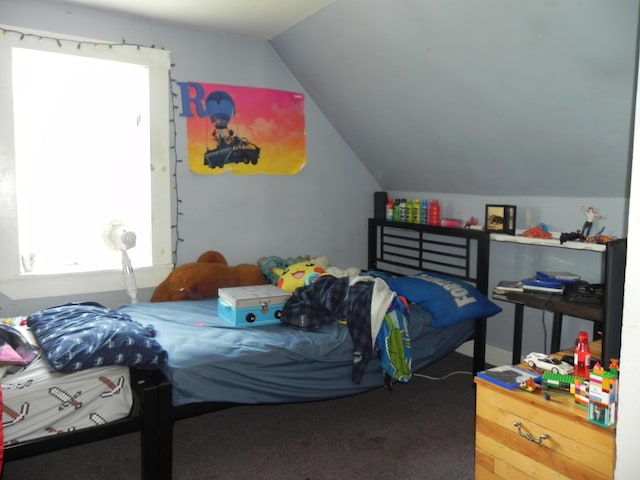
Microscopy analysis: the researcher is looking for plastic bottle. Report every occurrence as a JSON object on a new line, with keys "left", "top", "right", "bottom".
{"left": 428, "top": 199, "right": 441, "bottom": 226}
{"left": 420, "top": 199, "right": 429, "bottom": 224}
{"left": 412, "top": 199, "right": 421, "bottom": 223}
{"left": 399, "top": 198, "right": 407, "bottom": 223}
{"left": 404, "top": 198, "right": 412, "bottom": 223}
{"left": 393, "top": 199, "right": 400, "bottom": 221}
{"left": 386, "top": 198, "right": 394, "bottom": 221}
{"left": 574, "top": 331, "right": 591, "bottom": 378}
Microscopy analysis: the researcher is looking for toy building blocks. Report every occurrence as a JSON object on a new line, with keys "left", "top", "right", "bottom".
{"left": 588, "top": 363, "right": 619, "bottom": 428}
{"left": 519, "top": 376, "right": 539, "bottom": 392}
{"left": 540, "top": 370, "right": 592, "bottom": 407}
{"left": 541, "top": 371, "right": 576, "bottom": 391}
{"left": 541, "top": 371, "right": 578, "bottom": 399}
{"left": 573, "top": 381, "right": 589, "bottom": 408}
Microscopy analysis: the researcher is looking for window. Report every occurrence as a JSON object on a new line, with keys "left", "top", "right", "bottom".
{"left": 0, "top": 26, "right": 173, "bottom": 300}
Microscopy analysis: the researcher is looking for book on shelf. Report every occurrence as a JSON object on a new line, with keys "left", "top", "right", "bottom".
{"left": 494, "top": 280, "right": 524, "bottom": 292}
{"left": 521, "top": 277, "right": 565, "bottom": 293}
{"left": 536, "top": 271, "right": 581, "bottom": 282}
{"left": 476, "top": 364, "right": 541, "bottom": 390}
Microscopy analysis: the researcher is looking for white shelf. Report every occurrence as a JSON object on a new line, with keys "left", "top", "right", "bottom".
{"left": 490, "top": 232, "right": 606, "bottom": 252}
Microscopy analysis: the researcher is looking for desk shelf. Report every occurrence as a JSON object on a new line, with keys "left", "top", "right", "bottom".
{"left": 490, "top": 232, "right": 606, "bottom": 252}
{"left": 490, "top": 235, "right": 626, "bottom": 366}
{"left": 492, "top": 290, "right": 604, "bottom": 365}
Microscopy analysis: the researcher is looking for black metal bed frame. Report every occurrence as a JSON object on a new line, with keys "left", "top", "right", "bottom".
{"left": 367, "top": 218, "right": 490, "bottom": 376}
{"left": 1, "top": 369, "right": 170, "bottom": 480}
{"left": 2, "top": 219, "right": 492, "bottom": 480}
{"left": 151, "top": 219, "right": 493, "bottom": 478}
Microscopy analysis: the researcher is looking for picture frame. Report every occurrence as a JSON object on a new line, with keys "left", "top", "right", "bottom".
{"left": 485, "top": 204, "right": 516, "bottom": 235}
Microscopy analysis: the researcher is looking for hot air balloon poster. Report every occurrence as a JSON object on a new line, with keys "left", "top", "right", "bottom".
{"left": 178, "top": 82, "right": 306, "bottom": 175}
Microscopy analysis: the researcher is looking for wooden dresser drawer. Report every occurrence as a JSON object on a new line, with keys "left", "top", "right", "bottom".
{"left": 475, "top": 377, "right": 615, "bottom": 479}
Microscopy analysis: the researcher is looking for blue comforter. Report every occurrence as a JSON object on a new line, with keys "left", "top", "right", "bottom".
{"left": 119, "top": 299, "right": 474, "bottom": 406}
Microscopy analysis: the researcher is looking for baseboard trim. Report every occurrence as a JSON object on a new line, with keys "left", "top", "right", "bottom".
{"left": 456, "top": 340, "right": 512, "bottom": 367}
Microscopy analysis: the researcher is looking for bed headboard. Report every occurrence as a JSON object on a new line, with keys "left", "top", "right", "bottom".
{"left": 367, "top": 218, "right": 490, "bottom": 374}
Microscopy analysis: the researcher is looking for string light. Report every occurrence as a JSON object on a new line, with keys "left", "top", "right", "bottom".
{"left": 168, "top": 68, "right": 184, "bottom": 266}
{"left": 3, "top": 26, "right": 183, "bottom": 267}
{"left": 1, "top": 27, "right": 165, "bottom": 51}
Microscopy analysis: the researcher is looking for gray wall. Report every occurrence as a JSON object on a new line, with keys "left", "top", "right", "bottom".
{"left": 0, "top": 0, "right": 380, "bottom": 313}
{"left": 1, "top": 0, "right": 632, "bottom": 361}
{"left": 270, "top": 0, "right": 638, "bottom": 357}
{"left": 2, "top": 0, "right": 638, "bottom": 476}
{"left": 272, "top": 0, "right": 639, "bottom": 198}
{"left": 387, "top": 192, "right": 627, "bottom": 358}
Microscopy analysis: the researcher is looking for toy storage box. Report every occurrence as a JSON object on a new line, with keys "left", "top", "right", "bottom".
{"left": 218, "top": 285, "right": 291, "bottom": 327}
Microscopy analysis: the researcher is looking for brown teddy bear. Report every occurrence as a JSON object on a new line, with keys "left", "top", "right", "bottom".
{"left": 150, "top": 250, "right": 268, "bottom": 302}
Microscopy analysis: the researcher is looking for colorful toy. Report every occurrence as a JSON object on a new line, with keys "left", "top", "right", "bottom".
{"left": 464, "top": 216, "right": 479, "bottom": 228}
{"left": 272, "top": 260, "right": 327, "bottom": 292}
{"left": 573, "top": 379, "right": 590, "bottom": 407}
{"left": 257, "top": 254, "right": 310, "bottom": 285}
{"left": 541, "top": 371, "right": 589, "bottom": 406}
{"left": 580, "top": 205, "right": 603, "bottom": 237}
{"left": 541, "top": 371, "right": 580, "bottom": 397}
{"left": 150, "top": 250, "right": 268, "bottom": 302}
{"left": 522, "top": 224, "right": 552, "bottom": 239}
{"left": 588, "top": 363, "right": 618, "bottom": 428}
{"left": 524, "top": 352, "right": 573, "bottom": 375}
{"left": 519, "top": 376, "right": 539, "bottom": 392}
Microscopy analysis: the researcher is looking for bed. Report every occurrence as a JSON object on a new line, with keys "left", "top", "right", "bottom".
{"left": 1, "top": 310, "right": 170, "bottom": 480}
{"left": 1, "top": 366, "right": 165, "bottom": 479}
{"left": 1, "top": 219, "right": 497, "bottom": 480}
{"left": 118, "top": 219, "right": 497, "bottom": 478}
{"left": 366, "top": 219, "right": 492, "bottom": 376}
{"left": 2, "top": 356, "right": 133, "bottom": 445}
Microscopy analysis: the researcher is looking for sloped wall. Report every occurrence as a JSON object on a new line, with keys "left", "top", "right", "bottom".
{"left": 272, "top": 0, "right": 638, "bottom": 198}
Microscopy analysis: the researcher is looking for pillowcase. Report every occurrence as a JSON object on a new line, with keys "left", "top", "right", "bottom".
{"left": 27, "top": 302, "right": 167, "bottom": 372}
{"left": 387, "top": 272, "right": 502, "bottom": 328}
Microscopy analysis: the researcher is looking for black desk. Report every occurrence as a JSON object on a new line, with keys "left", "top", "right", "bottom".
{"left": 492, "top": 289, "right": 603, "bottom": 365}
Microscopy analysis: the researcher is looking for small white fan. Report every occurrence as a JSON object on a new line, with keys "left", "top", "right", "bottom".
{"left": 105, "top": 222, "right": 138, "bottom": 304}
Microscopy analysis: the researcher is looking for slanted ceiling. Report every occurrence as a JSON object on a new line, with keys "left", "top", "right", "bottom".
{"left": 56, "top": 0, "right": 639, "bottom": 197}
{"left": 271, "top": 1, "right": 639, "bottom": 197}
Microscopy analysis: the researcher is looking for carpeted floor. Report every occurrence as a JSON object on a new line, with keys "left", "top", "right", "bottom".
{"left": 3, "top": 351, "right": 476, "bottom": 480}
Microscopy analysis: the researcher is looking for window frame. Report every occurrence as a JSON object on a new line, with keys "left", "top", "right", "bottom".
{"left": 0, "top": 26, "right": 173, "bottom": 300}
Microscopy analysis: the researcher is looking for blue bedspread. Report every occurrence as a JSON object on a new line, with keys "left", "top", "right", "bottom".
{"left": 119, "top": 299, "right": 474, "bottom": 406}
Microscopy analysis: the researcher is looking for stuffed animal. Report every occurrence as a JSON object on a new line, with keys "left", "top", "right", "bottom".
{"left": 150, "top": 251, "right": 268, "bottom": 302}
{"left": 272, "top": 260, "right": 327, "bottom": 292}
{"left": 257, "top": 254, "right": 310, "bottom": 284}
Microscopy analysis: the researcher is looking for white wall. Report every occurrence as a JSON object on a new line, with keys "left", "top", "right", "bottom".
{"left": 0, "top": 0, "right": 380, "bottom": 314}
{"left": 614, "top": 45, "right": 640, "bottom": 480}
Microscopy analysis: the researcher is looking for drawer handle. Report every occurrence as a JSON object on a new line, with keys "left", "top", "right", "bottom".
{"left": 513, "top": 421, "right": 549, "bottom": 445}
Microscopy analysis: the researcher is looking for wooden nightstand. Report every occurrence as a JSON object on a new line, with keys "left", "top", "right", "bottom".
{"left": 475, "top": 343, "right": 616, "bottom": 479}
